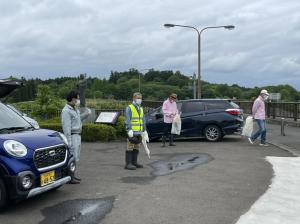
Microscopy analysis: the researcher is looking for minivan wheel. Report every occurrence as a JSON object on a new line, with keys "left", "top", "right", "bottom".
{"left": 0, "top": 178, "right": 8, "bottom": 211}
{"left": 204, "top": 125, "right": 222, "bottom": 142}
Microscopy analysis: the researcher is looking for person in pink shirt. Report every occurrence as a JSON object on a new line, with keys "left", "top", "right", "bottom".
{"left": 162, "top": 93, "right": 178, "bottom": 147}
{"left": 248, "top": 89, "right": 269, "bottom": 146}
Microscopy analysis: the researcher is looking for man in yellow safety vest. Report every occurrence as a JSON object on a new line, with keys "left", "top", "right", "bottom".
{"left": 124, "top": 92, "right": 147, "bottom": 170}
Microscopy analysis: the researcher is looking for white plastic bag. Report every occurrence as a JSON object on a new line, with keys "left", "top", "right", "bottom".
{"left": 142, "top": 131, "right": 151, "bottom": 159}
{"left": 171, "top": 114, "right": 181, "bottom": 135}
{"left": 242, "top": 116, "right": 254, "bottom": 137}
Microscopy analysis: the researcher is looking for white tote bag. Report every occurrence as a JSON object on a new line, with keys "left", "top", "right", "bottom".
{"left": 171, "top": 114, "right": 182, "bottom": 135}
{"left": 242, "top": 116, "right": 254, "bottom": 137}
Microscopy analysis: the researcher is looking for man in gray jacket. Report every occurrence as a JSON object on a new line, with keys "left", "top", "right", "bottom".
{"left": 61, "top": 91, "right": 90, "bottom": 184}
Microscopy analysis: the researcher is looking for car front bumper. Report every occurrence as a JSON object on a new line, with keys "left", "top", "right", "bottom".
{"left": 27, "top": 176, "right": 71, "bottom": 198}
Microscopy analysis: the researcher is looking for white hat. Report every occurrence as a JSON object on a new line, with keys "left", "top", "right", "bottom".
{"left": 260, "top": 89, "right": 269, "bottom": 96}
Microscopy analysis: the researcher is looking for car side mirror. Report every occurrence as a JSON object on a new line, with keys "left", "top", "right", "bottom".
{"left": 155, "top": 113, "right": 163, "bottom": 119}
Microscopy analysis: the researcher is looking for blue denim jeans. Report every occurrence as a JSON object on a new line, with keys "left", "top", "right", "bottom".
{"left": 251, "top": 119, "right": 267, "bottom": 144}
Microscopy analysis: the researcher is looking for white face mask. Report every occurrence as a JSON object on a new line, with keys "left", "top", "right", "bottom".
{"left": 136, "top": 99, "right": 142, "bottom": 105}
{"left": 263, "top": 95, "right": 269, "bottom": 101}
{"left": 75, "top": 99, "right": 80, "bottom": 106}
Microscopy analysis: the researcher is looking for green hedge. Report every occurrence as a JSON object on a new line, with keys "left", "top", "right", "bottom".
{"left": 82, "top": 124, "right": 116, "bottom": 142}
{"left": 115, "top": 116, "right": 127, "bottom": 137}
{"left": 39, "top": 123, "right": 116, "bottom": 142}
{"left": 39, "top": 114, "right": 126, "bottom": 142}
{"left": 40, "top": 123, "right": 63, "bottom": 132}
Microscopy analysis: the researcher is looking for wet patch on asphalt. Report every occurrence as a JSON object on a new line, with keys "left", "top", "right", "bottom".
{"left": 39, "top": 197, "right": 114, "bottom": 224}
{"left": 120, "top": 176, "right": 154, "bottom": 184}
{"left": 150, "top": 153, "right": 214, "bottom": 176}
{"left": 121, "top": 153, "right": 214, "bottom": 184}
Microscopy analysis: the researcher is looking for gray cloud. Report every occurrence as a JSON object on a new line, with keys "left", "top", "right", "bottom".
{"left": 0, "top": 0, "right": 299, "bottom": 89}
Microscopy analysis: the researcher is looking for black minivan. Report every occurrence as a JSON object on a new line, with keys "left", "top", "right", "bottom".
{"left": 145, "top": 99, "right": 243, "bottom": 142}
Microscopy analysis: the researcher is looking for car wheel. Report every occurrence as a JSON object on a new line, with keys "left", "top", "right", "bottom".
{"left": 0, "top": 178, "right": 8, "bottom": 211}
{"left": 204, "top": 125, "right": 222, "bottom": 142}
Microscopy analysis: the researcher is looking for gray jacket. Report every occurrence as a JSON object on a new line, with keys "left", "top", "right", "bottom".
{"left": 61, "top": 104, "right": 89, "bottom": 145}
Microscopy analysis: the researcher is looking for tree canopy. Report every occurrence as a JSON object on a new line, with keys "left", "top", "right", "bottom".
{"left": 4, "top": 70, "right": 300, "bottom": 102}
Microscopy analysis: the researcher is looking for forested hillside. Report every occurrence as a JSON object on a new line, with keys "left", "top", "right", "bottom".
{"left": 4, "top": 69, "right": 300, "bottom": 102}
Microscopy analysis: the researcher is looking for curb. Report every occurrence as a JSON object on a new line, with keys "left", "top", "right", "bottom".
{"left": 269, "top": 141, "right": 300, "bottom": 157}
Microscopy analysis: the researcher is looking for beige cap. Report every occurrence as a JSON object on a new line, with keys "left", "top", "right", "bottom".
{"left": 170, "top": 93, "right": 177, "bottom": 99}
{"left": 133, "top": 92, "right": 142, "bottom": 98}
{"left": 260, "top": 89, "right": 269, "bottom": 96}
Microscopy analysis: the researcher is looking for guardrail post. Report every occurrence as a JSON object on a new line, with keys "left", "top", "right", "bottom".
{"left": 266, "top": 102, "right": 270, "bottom": 118}
{"left": 294, "top": 103, "right": 298, "bottom": 121}
{"left": 272, "top": 103, "right": 276, "bottom": 119}
{"left": 281, "top": 118, "right": 285, "bottom": 136}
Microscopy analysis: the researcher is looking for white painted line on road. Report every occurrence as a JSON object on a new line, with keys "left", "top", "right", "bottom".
{"left": 236, "top": 156, "right": 300, "bottom": 224}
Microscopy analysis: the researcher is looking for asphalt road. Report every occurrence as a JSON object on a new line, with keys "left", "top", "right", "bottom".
{"left": 0, "top": 136, "right": 293, "bottom": 224}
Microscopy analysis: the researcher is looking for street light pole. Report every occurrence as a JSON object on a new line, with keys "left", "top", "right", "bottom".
{"left": 164, "top": 24, "right": 235, "bottom": 99}
{"left": 198, "top": 33, "right": 201, "bottom": 99}
{"left": 193, "top": 73, "right": 197, "bottom": 99}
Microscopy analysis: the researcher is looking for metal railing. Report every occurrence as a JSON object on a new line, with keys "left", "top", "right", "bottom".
{"left": 235, "top": 101, "right": 300, "bottom": 121}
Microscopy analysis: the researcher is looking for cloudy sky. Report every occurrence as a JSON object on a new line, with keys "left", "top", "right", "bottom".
{"left": 0, "top": 0, "right": 300, "bottom": 89}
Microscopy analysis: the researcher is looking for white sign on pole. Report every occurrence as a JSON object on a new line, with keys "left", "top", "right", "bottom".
{"left": 269, "top": 93, "right": 281, "bottom": 101}
{"left": 95, "top": 112, "right": 119, "bottom": 124}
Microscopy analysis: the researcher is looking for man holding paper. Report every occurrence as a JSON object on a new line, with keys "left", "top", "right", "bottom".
{"left": 124, "top": 92, "right": 148, "bottom": 170}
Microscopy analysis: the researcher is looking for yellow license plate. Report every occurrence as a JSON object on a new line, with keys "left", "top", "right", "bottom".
{"left": 40, "top": 171, "right": 55, "bottom": 187}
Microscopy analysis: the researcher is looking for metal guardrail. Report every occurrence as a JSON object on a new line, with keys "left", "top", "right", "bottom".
{"left": 235, "top": 101, "right": 300, "bottom": 121}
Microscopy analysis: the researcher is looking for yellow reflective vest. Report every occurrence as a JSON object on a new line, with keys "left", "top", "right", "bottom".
{"left": 129, "top": 104, "right": 144, "bottom": 132}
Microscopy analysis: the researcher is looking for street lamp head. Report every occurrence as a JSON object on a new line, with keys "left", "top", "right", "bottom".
{"left": 224, "top": 25, "right": 235, "bottom": 30}
{"left": 164, "top": 23, "right": 175, "bottom": 28}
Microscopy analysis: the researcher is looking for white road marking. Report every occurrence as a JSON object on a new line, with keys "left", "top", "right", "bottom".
{"left": 236, "top": 157, "right": 300, "bottom": 224}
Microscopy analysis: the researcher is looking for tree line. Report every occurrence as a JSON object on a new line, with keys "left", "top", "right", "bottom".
{"left": 5, "top": 69, "right": 300, "bottom": 102}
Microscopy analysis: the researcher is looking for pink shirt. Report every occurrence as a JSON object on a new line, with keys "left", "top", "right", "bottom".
{"left": 252, "top": 96, "right": 266, "bottom": 119}
{"left": 162, "top": 99, "right": 178, "bottom": 123}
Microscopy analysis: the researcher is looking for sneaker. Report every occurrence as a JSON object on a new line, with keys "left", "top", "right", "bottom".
{"left": 248, "top": 138, "right": 254, "bottom": 144}
{"left": 259, "top": 143, "right": 269, "bottom": 147}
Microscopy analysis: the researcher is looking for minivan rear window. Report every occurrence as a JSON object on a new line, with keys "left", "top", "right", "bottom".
{"left": 229, "top": 101, "right": 240, "bottom": 109}
{"left": 205, "top": 101, "right": 232, "bottom": 110}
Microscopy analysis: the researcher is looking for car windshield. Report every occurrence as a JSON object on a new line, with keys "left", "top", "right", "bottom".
{"left": 7, "top": 104, "right": 23, "bottom": 116}
{"left": 0, "top": 102, "right": 31, "bottom": 131}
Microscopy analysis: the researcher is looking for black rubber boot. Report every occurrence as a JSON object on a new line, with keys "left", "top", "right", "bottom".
{"left": 132, "top": 150, "right": 143, "bottom": 168}
{"left": 161, "top": 136, "right": 166, "bottom": 147}
{"left": 68, "top": 172, "right": 80, "bottom": 184}
{"left": 169, "top": 134, "right": 176, "bottom": 146}
{"left": 125, "top": 151, "right": 136, "bottom": 170}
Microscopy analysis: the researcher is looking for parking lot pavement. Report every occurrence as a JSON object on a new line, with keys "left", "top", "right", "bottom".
{"left": 266, "top": 122, "right": 300, "bottom": 154}
{"left": 0, "top": 136, "right": 293, "bottom": 224}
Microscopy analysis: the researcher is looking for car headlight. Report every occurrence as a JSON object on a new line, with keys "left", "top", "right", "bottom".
{"left": 58, "top": 132, "right": 69, "bottom": 146}
{"left": 3, "top": 140, "right": 28, "bottom": 157}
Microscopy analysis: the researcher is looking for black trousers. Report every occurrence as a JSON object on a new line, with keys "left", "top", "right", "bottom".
{"left": 163, "top": 123, "right": 172, "bottom": 136}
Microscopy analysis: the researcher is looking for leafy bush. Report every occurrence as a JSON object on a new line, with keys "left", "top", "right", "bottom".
{"left": 39, "top": 123, "right": 63, "bottom": 132}
{"left": 82, "top": 124, "right": 116, "bottom": 142}
{"left": 39, "top": 123, "right": 116, "bottom": 142}
{"left": 115, "top": 116, "right": 126, "bottom": 137}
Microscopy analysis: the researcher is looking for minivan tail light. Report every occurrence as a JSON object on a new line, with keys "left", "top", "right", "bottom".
{"left": 226, "top": 109, "right": 240, "bottom": 116}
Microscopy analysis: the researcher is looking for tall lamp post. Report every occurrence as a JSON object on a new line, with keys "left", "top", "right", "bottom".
{"left": 164, "top": 24, "right": 235, "bottom": 99}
